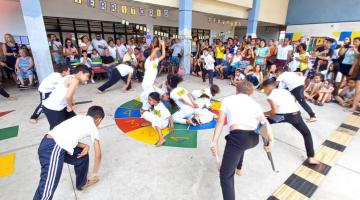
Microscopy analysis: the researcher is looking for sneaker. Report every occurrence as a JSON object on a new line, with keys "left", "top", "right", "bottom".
{"left": 91, "top": 79, "right": 95, "bottom": 84}
{"left": 307, "top": 117, "right": 317, "bottom": 123}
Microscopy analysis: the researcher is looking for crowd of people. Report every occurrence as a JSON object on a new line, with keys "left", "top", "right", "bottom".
{"left": 1, "top": 31, "right": 360, "bottom": 200}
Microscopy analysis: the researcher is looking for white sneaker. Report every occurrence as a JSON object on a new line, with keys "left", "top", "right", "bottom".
{"left": 91, "top": 79, "right": 95, "bottom": 84}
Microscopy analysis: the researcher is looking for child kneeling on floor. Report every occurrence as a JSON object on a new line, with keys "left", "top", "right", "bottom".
{"left": 33, "top": 106, "right": 104, "bottom": 200}
{"left": 142, "top": 92, "right": 174, "bottom": 147}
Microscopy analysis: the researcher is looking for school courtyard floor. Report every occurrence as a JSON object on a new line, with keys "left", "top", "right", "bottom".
{"left": 0, "top": 75, "right": 359, "bottom": 200}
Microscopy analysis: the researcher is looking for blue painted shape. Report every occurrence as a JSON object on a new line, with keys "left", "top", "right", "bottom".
{"left": 188, "top": 119, "right": 217, "bottom": 130}
{"left": 114, "top": 107, "right": 141, "bottom": 118}
{"left": 339, "top": 32, "right": 352, "bottom": 41}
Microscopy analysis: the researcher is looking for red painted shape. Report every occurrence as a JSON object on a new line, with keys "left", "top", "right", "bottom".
{"left": 0, "top": 110, "right": 15, "bottom": 118}
{"left": 211, "top": 110, "right": 227, "bottom": 125}
{"left": 115, "top": 117, "right": 149, "bottom": 133}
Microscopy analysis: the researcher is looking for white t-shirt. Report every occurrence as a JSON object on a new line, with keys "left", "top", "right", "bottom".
{"left": 276, "top": 72, "right": 305, "bottom": 91}
{"left": 268, "top": 89, "right": 299, "bottom": 114}
{"left": 152, "top": 102, "right": 171, "bottom": 121}
{"left": 108, "top": 46, "right": 117, "bottom": 59}
{"left": 116, "top": 64, "right": 134, "bottom": 76}
{"left": 142, "top": 57, "right": 159, "bottom": 89}
{"left": 276, "top": 44, "right": 293, "bottom": 60}
{"left": 49, "top": 115, "right": 100, "bottom": 155}
{"left": 195, "top": 97, "right": 212, "bottom": 109}
{"left": 91, "top": 39, "right": 108, "bottom": 56}
{"left": 49, "top": 41, "right": 62, "bottom": 52}
{"left": 80, "top": 57, "right": 92, "bottom": 68}
{"left": 116, "top": 44, "right": 127, "bottom": 59}
{"left": 79, "top": 42, "right": 93, "bottom": 54}
{"left": 170, "top": 87, "right": 193, "bottom": 111}
{"left": 220, "top": 94, "right": 264, "bottom": 130}
{"left": 38, "top": 73, "right": 63, "bottom": 94}
{"left": 43, "top": 75, "right": 73, "bottom": 111}
{"left": 201, "top": 54, "right": 215, "bottom": 70}
{"left": 191, "top": 88, "right": 212, "bottom": 99}
{"left": 171, "top": 43, "right": 183, "bottom": 57}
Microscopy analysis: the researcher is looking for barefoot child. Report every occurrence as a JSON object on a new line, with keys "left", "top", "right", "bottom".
{"left": 142, "top": 92, "right": 174, "bottom": 147}
{"left": 193, "top": 91, "right": 218, "bottom": 125}
{"left": 304, "top": 73, "right": 322, "bottom": 101}
{"left": 30, "top": 64, "right": 70, "bottom": 123}
{"left": 231, "top": 69, "right": 245, "bottom": 86}
{"left": 33, "top": 106, "right": 104, "bottom": 200}
{"left": 335, "top": 79, "right": 356, "bottom": 107}
{"left": 316, "top": 80, "right": 334, "bottom": 106}
{"left": 97, "top": 61, "right": 133, "bottom": 92}
{"left": 140, "top": 40, "right": 166, "bottom": 112}
{"left": 42, "top": 64, "right": 91, "bottom": 130}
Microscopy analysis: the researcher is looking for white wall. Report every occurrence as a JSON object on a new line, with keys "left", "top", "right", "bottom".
{"left": 286, "top": 22, "right": 360, "bottom": 40}
{"left": 235, "top": 26, "right": 281, "bottom": 41}
{"left": 0, "top": 0, "right": 27, "bottom": 42}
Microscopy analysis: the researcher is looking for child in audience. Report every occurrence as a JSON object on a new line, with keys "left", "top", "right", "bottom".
{"left": 80, "top": 50, "right": 92, "bottom": 68}
{"left": 335, "top": 79, "right": 356, "bottom": 107}
{"left": 91, "top": 49, "right": 100, "bottom": 59}
{"left": 200, "top": 48, "right": 215, "bottom": 85}
{"left": 231, "top": 69, "right": 245, "bottom": 86}
{"left": 316, "top": 79, "right": 334, "bottom": 106}
{"left": 304, "top": 73, "right": 323, "bottom": 101}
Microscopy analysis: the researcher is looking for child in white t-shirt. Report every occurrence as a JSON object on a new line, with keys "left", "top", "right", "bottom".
{"left": 200, "top": 48, "right": 215, "bottom": 85}
{"left": 80, "top": 50, "right": 95, "bottom": 83}
{"left": 142, "top": 92, "right": 174, "bottom": 147}
{"left": 231, "top": 69, "right": 245, "bottom": 86}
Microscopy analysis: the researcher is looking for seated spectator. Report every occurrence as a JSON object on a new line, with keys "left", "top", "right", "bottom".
{"left": 134, "top": 47, "right": 144, "bottom": 68}
{"left": 63, "top": 38, "right": 78, "bottom": 63}
{"left": 335, "top": 79, "right": 356, "bottom": 107}
{"left": 304, "top": 73, "right": 323, "bottom": 101}
{"left": 231, "top": 69, "right": 245, "bottom": 86}
{"left": 107, "top": 40, "right": 117, "bottom": 60}
{"left": 315, "top": 79, "right": 335, "bottom": 106}
{"left": 267, "top": 64, "right": 277, "bottom": 81}
{"left": 91, "top": 49, "right": 100, "bottom": 59}
{"left": 80, "top": 35, "right": 93, "bottom": 57}
{"left": 101, "top": 49, "right": 116, "bottom": 68}
{"left": 245, "top": 64, "right": 263, "bottom": 89}
{"left": 15, "top": 49, "right": 34, "bottom": 87}
{"left": 80, "top": 50, "right": 93, "bottom": 80}
{"left": 123, "top": 47, "right": 137, "bottom": 67}
{"left": 215, "top": 48, "right": 232, "bottom": 79}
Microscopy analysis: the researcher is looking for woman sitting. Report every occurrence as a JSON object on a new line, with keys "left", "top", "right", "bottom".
{"left": 15, "top": 49, "right": 34, "bottom": 87}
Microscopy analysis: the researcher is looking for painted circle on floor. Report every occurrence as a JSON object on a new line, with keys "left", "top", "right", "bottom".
{"left": 114, "top": 97, "right": 222, "bottom": 148}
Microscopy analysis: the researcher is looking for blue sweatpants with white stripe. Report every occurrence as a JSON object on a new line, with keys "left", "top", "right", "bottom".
{"left": 33, "top": 136, "right": 89, "bottom": 200}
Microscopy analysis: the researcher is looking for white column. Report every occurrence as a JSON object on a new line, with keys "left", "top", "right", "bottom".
{"left": 20, "top": 0, "right": 53, "bottom": 82}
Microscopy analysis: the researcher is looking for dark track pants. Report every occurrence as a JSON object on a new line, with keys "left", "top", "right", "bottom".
{"left": 290, "top": 85, "right": 316, "bottom": 118}
{"left": 97, "top": 69, "right": 128, "bottom": 92}
{"left": 33, "top": 136, "right": 89, "bottom": 200}
{"left": 31, "top": 92, "right": 51, "bottom": 120}
{"left": 43, "top": 106, "right": 76, "bottom": 130}
{"left": 202, "top": 69, "right": 214, "bottom": 85}
{"left": 220, "top": 130, "right": 259, "bottom": 200}
{"left": 268, "top": 112, "right": 315, "bottom": 157}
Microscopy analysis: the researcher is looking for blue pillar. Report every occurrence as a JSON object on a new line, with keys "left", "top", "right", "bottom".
{"left": 20, "top": 0, "right": 53, "bottom": 82}
{"left": 246, "top": 0, "right": 261, "bottom": 38}
{"left": 179, "top": 0, "right": 192, "bottom": 74}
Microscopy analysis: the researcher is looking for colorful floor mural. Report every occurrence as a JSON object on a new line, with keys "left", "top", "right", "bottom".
{"left": 0, "top": 110, "right": 17, "bottom": 178}
{"left": 114, "top": 98, "right": 222, "bottom": 148}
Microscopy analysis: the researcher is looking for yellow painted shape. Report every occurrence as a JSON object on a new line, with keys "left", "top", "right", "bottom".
{"left": 351, "top": 31, "right": 360, "bottom": 40}
{"left": 211, "top": 101, "right": 222, "bottom": 110}
{"left": 0, "top": 153, "right": 16, "bottom": 177}
{"left": 344, "top": 115, "right": 360, "bottom": 128}
{"left": 273, "top": 184, "right": 308, "bottom": 200}
{"left": 127, "top": 126, "right": 170, "bottom": 145}
{"left": 315, "top": 145, "right": 342, "bottom": 166}
{"left": 328, "top": 130, "right": 354, "bottom": 146}
{"left": 292, "top": 33, "right": 302, "bottom": 41}
{"left": 294, "top": 166, "right": 324, "bottom": 186}
{"left": 332, "top": 32, "right": 341, "bottom": 39}
{"left": 134, "top": 97, "right": 141, "bottom": 102}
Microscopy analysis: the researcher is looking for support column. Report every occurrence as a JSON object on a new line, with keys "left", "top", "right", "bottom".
{"left": 20, "top": 0, "right": 53, "bottom": 82}
{"left": 246, "top": 0, "right": 261, "bottom": 38}
{"left": 179, "top": 0, "right": 192, "bottom": 74}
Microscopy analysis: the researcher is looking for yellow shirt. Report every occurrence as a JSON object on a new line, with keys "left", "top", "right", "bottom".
{"left": 299, "top": 52, "right": 309, "bottom": 72}
{"left": 215, "top": 46, "right": 225, "bottom": 59}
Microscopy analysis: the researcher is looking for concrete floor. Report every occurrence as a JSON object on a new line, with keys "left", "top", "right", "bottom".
{"left": 0, "top": 75, "right": 359, "bottom": 200}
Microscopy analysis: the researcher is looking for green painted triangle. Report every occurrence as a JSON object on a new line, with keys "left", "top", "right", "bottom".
{"left": 164, "top": 129, "right": 197, "bottom": 148}
{"left": 120, "top": 99, "right": 143, "bottom": 110}
{"left": 173, "top": 123, "right": 189, "bottom": 130}
{"left": 0, "top": 126, "right": 19, "bottom": 141}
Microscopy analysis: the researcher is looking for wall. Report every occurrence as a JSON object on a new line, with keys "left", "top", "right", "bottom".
{"left": 0, "top": 0, "right": 27, "bottom": 42}
{"left": 286, "top": 0, "right": 360, "bottom": 25}
{"left": 258, "top": 0, "right": 289, "bottom": 25}
{"left": 235, "top": 26, "right": 281, "bottom": 41}
{"left": 286, "top": 22, "right": 360, "bottom": 41}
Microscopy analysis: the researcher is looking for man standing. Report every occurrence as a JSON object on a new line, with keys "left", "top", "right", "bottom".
{"left": 48, "top": 34, "right": 63, "bottom": 64}
{"left": 312, "top": 38, "right": 335, "bottom": 73}
{"left": 91, "top": 34, "right": 108, "bottom": 57}
{"left": 275, "top": 69, "right": 317, "bottom": 122}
